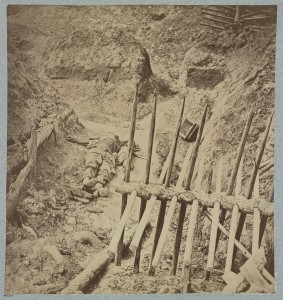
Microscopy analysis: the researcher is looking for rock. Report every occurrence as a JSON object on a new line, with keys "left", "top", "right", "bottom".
{"left": 73, "top": 230, "right": 102, "bottom": 247}
{"left": 67, "top": 216, "right": 77, "bottom": 225}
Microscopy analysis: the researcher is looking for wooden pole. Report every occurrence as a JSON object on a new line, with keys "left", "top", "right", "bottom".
{"left": 134, "top": 93, "right": 157, "bottom": 273}
{"left": 115, "top": 82, "right": 139, "bottom": 266}
{"left": 216, "top": 107, "right": 254, "bottom": 251}
{"left": 233, "top": 113, "right": 273, "bottom": 268}
{"left": 203, "top": 209, "right": 274, "bottom": 284}
{"left": 172, "top": 105, "right": 208, "bottom": 275}
{"left": 205, "top": 201, "right": 221, "bottom": 281}
{"left": 182, "top": 199, "right": 199, "bottom": 292}
{"left": 148, "top": 97, "right": 185, "bottom": 275}
{"left": 152, "top": 144, "right": 192, "bottom": 270}
{"left": 252, "top": 207, "right": 261, "bottom": 255}
{"left": 130, "top": 156, "right": 170, "bottom": 251}
{"left": 144, "top": 93, "right": 157, "bottom": 185}
{"left": 108, "top": 190, "right": 137, "bottom": 254}
{"left": 205, "top": 158, "right": 223, "bottom": 280}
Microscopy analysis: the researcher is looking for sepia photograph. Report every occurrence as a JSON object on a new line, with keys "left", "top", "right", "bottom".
{"left": 3, "top": 3, "right": 278, "bottom": 295}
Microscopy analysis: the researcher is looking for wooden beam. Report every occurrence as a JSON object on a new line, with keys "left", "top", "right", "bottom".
{"left": 115, "top": 181, "right": 274, "bottom": 217}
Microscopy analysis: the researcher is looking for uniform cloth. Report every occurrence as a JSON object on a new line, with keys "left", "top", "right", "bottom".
{"left": 82, "top": 136, "right": 121, "bottom": 185}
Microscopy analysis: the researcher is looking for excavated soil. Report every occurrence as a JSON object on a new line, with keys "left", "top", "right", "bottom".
{"left": 6, "top": 5, "right": 276, "bottom": 294}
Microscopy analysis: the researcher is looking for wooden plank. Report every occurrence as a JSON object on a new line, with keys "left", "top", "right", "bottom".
{"left": 182, "top": 199, "right": 199, "bottom": 292}
{"left": 108, "top": 190, "right": 137, "bottom": 253}
{"left": 205, "top": 201, "right": 221, "bottom": 280}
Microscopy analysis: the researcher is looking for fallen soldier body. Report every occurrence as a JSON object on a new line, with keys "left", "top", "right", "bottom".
{"left": 67, "top": 133, "right": 138, "bottom": 198}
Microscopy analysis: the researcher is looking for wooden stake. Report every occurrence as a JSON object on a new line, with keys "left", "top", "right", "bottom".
{"left": 144, "top": 93, "right": 157, "bottom": 185}
{"left": 205, "top": 201, "right": 221, "bottom": 281}
{"left": 133, "top": 198, "right": 146, "bottom": 273}
{"left": 224, "top": 204, "right": 239, "bottom": 274}
{"left": 116, "top": 82, "right": 139, "bottom": 266}
{"left": 216, "top": 107, "right": 254, "bottom": 251}
{"left": 215, "top": 157, "right": 223, "bottom": 193}
{"left": 151, "top": 144, "right": 192, "bottom": 270}
{"left": 252, "top": 207, "right": 261, "bottom": 255}
{"left": 134, "top": 93, "right": 158, "bottom": 273}
{"left": 148, "top": 97, "right": 185, "bottom": 274}
{"left": 203, "top": 209, "right": 274, "bottom": 284}
{"left": 182, "top": 199, "right": 199, "bottom": 292}
{"left": 172, "top": 105, "right": 208, "bottom": 275}
{"left": 235, "top": 156, "right": 243, "bottom": 197}
{"left": 108, "top": 190, "right": 137, "bottom": 254}
{"left": 194, "top": 153, "right": 205, "bottom": 191}
{"left": 233, "top": 113, "right": 273, "bottom": 268}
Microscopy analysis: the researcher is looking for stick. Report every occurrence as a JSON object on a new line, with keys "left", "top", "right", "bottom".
{"left": 194, "top": 153, "right": 205, "bottom": 191}
{"left": 172, "top": 104, "right": 208, "bottom": 275}
{"left": 216, "top": 106, "right": 254, "bottom": 251}
{"left": 129, "top": 155, "right": 170, "bottom": 251}
{"left": 151, "top": 144, "right": 192, "bottom": 269}
{"left": 200, "top": 22, "right": 224, "bottom": 30}
{"left": 203, "top": 16, "right": 232, "bottom": 25}
{"left": 134, "top": 93, "right": 158, "bottom": 273}
{"left": 235, "top": 156, "right": 243, "bottom": 197}
{"left": 259, "top": 162, "right": 274, "bottom": 175}
{"left": 233, "top": 113, "right": 273, "bottom": 268}
{"left": 108, "top": 190, "right": 137, "bottom": 253}
{"left": 182, "top": 199, "right": 199, "bottom": 292}
{"left": 203, "top": 210, "right": 274, "bottom": 284}
{"left": 260, "top": 158, "right": 274, "bottom": 170}
{"left": 148, "top": 97, "right": 185, "bottom": 274}
{"left": 252, "top": 207, "right": 261, "bottom": 255}
{"left": 116, "top": 82, "right": 139, "bottom": 266}
{"left": 133, "top": 198, "right": 146, "bottom": 273}
{"left": 144, "top": 93, "right": 157, "bottom": 185}
{"left": 224, "top": 204, "right": 239, "bottom": 274}
{"left": 215, "top": 157, "right": 223, "bottom": 193}
{"left": 205, "top": 201, "right": 221, "bottom": 281}
{"left": 201, "top": 10, "right": 235, "bottom": 21}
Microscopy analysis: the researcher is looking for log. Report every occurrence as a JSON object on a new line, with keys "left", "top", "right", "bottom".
{"left": 61, "top": 224, "right": 139, "bottom": 294}
{"left": 7, "top": 159, "right": 34, "bottom": 220}
{"left": 182, "top": 199, "right": 199, "bottom": 292}
{"left": 114, "top": 181, "right": 274, "bottom": 216}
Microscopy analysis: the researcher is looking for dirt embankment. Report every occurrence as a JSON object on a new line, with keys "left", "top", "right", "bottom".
{"left": 6, "top": 5, "right": 276, "bottom": 294}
